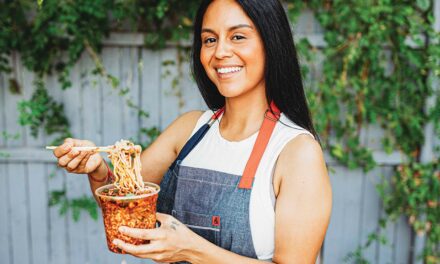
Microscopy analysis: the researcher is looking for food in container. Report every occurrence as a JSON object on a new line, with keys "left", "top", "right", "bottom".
{"left": 96, "top": 182, "right": 160, "bottom": 253}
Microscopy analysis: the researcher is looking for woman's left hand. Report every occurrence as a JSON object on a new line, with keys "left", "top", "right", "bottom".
{"left": 113, "top": 212, "right": 199, "bottom": 263}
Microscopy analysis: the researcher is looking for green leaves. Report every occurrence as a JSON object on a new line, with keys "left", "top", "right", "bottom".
{"left": 18, "top": 78, "right": 71, "bottom": 145}
{"left": 49, "top": 189, "right": 98, "bottom": 222}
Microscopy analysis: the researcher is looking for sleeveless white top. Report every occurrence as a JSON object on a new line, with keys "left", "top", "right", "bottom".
{"left": 181, "top": 110, "right": 314, "bottom": 260}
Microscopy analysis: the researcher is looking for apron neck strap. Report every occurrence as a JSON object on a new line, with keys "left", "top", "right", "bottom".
{"left": 208, "top": 107, "right": 225, "bottom": 126}
{"left": 239, "top": 101, "right": 280, "bottom": 189}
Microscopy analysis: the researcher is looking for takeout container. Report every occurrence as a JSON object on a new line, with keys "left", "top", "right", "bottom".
{"left": 95, "top": 182, "right": 160, "bottom": 253}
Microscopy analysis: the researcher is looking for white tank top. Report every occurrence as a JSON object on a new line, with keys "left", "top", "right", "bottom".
{"left": 181, "top": 110, "right": 314, "bottom": 260}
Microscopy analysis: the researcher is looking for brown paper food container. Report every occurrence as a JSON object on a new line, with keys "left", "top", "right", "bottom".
{"left": 95, "top": 182, "right": 160, "bottom": 254}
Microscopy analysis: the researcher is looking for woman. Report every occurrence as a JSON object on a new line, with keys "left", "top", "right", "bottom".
{"left": 53, "top": 0, "right": 332, "bottom": 263}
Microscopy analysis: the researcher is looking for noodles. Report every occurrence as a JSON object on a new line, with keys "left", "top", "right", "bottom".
{"left": 108, "top": 140, "right": 144, "bottom": 194}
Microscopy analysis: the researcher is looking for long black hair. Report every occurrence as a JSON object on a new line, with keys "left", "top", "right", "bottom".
{"left": 191, "top": 0, "right": 319, "bottom": 141}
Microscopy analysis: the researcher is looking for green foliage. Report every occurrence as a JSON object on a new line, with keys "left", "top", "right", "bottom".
{"left": 18, "top": 78, "right": 71, "bottom": 145}
{"left": 291, "top": 0, "right": 439, "bottom": 171}
{"left": 0, "top": 0, "right": 199, "bottom": 85}
{"left": 49, "top": 189, "right": 98, "bottom": 222}
{"left": 379, "top": 161, "right": 440, "bottom": 261}
{"left": 1, "top": 131, "right": 20, "bottom": 141}
{"left": 343, "top": 231, "right": 388, "bottom": 264}
{"left": 285, "top": 0, "right": 440, "bottom": 262}
{"left": 0, "top": 1, "right": 29, "bottom": 73}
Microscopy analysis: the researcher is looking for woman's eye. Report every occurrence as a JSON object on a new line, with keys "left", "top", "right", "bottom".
{"left": 204, "top": 38, "right": 216, "bottom": 44}
{"left": 232, "top": 35, "right": 245, "bottom": 41}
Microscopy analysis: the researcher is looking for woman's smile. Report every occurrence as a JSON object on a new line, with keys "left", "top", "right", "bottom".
{"left": 215, "top": 66, "right": 244, "bottom": 80}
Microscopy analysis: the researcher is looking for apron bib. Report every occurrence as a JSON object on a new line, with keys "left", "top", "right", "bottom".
{"left": 158, "top": 102, "right": 280, "bottom": 262}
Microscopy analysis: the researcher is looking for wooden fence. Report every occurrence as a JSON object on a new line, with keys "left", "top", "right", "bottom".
{"left": 0, "top": 7, "right": 438, "bottom": 264}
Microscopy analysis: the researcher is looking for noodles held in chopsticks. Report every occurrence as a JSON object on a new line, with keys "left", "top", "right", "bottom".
{"left": 108, "top": 140, "right": 144, "bottom": 194}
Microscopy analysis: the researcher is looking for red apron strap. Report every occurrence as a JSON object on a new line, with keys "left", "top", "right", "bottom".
{"left": 239, "top": 101, "right": 281, "bottom": 189}
{"left": 208, "top": 107, "right": 225, "bottom": 126}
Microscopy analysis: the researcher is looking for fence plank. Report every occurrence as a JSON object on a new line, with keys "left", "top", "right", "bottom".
{"left": 177, "top": 49, "right": 206, "bottom": 112}
{"left": 358, "top": 167, "right": 382, "bottom": 262}
{"left": 28, "top": 163, "right": 49, "bottom": 264}
{"left": 4, "top": 54, "right": 25, "bottom": 148}
{"left": 8, "top": 163, "right": 31, "bottom": 264}
{"left": 48, "top": 166, "right": 68, "bottom": 264}
{"left": 378, "top": 166, "right": 396, "bottom": 264}
{"left": 20, "top": 58, "right": 44, "bottom": 148}
{"left": 1, "top": 69, "right": 6, "bottom": 147}
{"left": 0, "top": 161, "right": 11, "bottom": 264}
{"left": 44, "top": 72, "right": 62, "bottom": 146}
{"left": 394, "top": 216, "right": 411, "bottom": 264}
{"left": 78, "top": 51, "right": 103, "bottom": 145}
{"left": 102, "top": 47, "right": 124, "bottom": 144}
{"left": 120, "top": 47, "right": 140, "bottom": 141}
{"left": 140, "top": 49, "right": 161, "bottom": 139}
{"left": 66, "top": 176, "right": 91, "bottom": 264}
{"left": 160, "top": 48, "right": 180, "bottom": 130}
{"left": 322, "top": 166, "right": 363, "bottom": 263}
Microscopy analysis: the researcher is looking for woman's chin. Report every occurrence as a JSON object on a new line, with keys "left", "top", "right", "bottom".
{"left": 216, "top": 86, "right": 245, "bottom": 98}
{"left": 219, "top": 89, "right": 243, "bottom": 98}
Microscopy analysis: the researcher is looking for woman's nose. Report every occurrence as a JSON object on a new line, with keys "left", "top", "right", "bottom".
{"left": 214, "top": 40, "right": 233, "bottom": 59}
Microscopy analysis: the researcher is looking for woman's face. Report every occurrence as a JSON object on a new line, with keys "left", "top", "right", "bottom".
{"left": 200, "top": 0, "right": 265, "bottom": 99}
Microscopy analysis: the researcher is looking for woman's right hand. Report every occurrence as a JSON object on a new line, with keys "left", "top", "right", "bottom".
{"left": 53, "top": 138, "right": 103, "bottom": 174}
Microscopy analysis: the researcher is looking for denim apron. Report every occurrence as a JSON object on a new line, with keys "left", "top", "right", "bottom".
{"left": 157, "top": 102, "right": 280, "bottom": 262}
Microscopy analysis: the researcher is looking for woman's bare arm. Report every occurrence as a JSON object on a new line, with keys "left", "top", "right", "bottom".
{"left": 272, "top": 134, "right": 332, "bottom": 263}
{"left": 139, "top": 110, "right": 204, "bottom": 184}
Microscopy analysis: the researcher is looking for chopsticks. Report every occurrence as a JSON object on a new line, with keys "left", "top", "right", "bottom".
{"left": 45, "top": 146, "right": 114, "bottom": 152}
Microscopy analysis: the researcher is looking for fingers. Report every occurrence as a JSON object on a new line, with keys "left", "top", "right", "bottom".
{"left": 112, "top": 239, "right": 161, "bottom": 255}
{"left": 119, "top": 226, "right": 165, "bottom": 241}
{"left": 53, "top": 138, "right": 74, "bottom": 158}
{"left": 85, "top": 153, "right": 103, "bottom": 174}
{"left": 58, "top": 149, "right": 80, "bottom": 167}
{"left": 66, "top": 151, "right": 90, "bottom": 172}
{"left": 156, "top": 213, "right": 169, "bottom": 223}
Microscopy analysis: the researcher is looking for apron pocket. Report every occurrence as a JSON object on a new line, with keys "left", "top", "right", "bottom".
{"left": 172, "top": 209, "right": 220, "bottom": 246}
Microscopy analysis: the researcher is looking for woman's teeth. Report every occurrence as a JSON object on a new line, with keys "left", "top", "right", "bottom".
{"left": 217, "top": 67, "right": 242, "bottom": 74}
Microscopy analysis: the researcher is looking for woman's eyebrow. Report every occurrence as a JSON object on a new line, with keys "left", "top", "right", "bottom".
{"left": 201, "top": 24, "right": 254, "bottom": 34}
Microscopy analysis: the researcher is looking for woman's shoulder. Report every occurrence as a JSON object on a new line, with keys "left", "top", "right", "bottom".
{"left": 175, "top": 110, "right": 206, "bottom": 124}
{"left": 171, "top": 110, "right": 206, "bottom": 136}
{"left": 278, "top": 113, "right": 314, "bottom": 136}
{"left": 276, "top": 113, "right": 320, "bottom": 165}
{"left": 170, "top": 109, "right": 212, "bottom": 153}
{"left": 178, "top": 109, "right": 213, "bottom": 134}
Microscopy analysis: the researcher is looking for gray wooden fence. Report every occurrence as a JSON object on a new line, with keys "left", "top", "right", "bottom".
{"left": 1, "top": 7, "right": 439, "bottom": 264}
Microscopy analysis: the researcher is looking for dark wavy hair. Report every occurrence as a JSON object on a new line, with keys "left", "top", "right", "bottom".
{"left": 191, "top": 0, "right": 319, "bottom": 141}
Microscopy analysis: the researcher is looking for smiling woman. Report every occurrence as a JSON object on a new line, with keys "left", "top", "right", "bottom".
{"left": 52, "top": 0, "right": 331, "bottom": 263}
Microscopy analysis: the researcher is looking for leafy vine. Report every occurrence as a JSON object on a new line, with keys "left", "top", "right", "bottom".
{"left": 289, "top": 1, "right": 440, "bottom": 262}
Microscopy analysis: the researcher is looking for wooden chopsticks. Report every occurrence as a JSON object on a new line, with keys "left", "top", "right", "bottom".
{"left": 45, "top": 146, "right": 114, "bottom": 152}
